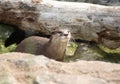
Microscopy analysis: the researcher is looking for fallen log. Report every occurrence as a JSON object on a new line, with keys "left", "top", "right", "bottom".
{"left": 0, "top": 0, "right": 120, "bottom": 49}
{"left": 58, "top": 0, "right": 120, "bottom": 6}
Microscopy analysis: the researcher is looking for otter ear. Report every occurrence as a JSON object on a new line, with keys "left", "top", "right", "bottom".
{"left": 53, "top": 27, "right": 60, "bottom": 31}
{"left": 52, "top": 28, "right": 57, "bottom": 34}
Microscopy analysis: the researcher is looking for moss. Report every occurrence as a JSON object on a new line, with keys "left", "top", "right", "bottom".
{"left": 97, "top": 45, "right": 120, "bottom": 63}
{"left": 66, "top": 42, "right": 78, "bottom": 56}
{"left": 65, "top": 42, "right": 120, "bottom": 63}
{"left": 0, "top": 24, "right": 16, "bottom": 54}
{"left": 99, "top": 44, "right": 120, "bottom": 54}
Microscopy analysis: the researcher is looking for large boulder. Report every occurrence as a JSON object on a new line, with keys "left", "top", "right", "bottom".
{"left": 0, "top": 52, "right": 120, "bottom": 84}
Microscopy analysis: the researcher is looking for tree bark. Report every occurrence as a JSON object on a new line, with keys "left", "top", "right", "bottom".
{"left": 0, "top": 0, "right": 120, "bottom": 49}
{"left": 58, "top": 0, "right": 120, "bottom": 6}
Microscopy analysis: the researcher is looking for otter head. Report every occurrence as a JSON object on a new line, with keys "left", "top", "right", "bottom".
{"left": 50, "top": 29, "right": 71, "bottom": 43}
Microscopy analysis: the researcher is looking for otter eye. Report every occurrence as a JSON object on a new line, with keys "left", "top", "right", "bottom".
{"left": 57, "top": 31, "right": 63, "bottom": 34}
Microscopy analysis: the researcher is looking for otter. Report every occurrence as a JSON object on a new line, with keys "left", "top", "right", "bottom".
{"left": 15, "top": 29, "right": 71, "bottom": 61}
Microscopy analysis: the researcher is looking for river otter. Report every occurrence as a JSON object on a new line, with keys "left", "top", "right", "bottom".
{"left": 15, "top": 29, "right": 71, "bottom": 61}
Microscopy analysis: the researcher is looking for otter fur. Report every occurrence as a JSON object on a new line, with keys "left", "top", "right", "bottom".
{"left": 16, "top": 29, "right": 71, "bottom": 61}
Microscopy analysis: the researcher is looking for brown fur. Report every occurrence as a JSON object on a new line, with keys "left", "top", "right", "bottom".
{"left": 16, "top": 29, "right": 71, "bottom": 61}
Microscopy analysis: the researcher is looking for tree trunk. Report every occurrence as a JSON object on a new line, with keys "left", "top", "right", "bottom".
{"left": 0, "top": 0, "right": 120, "bottom": 49}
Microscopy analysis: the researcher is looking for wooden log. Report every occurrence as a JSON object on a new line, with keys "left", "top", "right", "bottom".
{"left": 58, "top": 0, "right": 120, "bottom": 6}
{"left": 0, "top": 0, "right": 120, "bottom": 49}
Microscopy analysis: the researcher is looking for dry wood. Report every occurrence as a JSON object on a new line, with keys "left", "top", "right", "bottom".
{"left": 0, "top": 0, "right": 120, "bottom": 49}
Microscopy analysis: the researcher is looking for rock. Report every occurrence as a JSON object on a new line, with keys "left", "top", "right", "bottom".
{"left": 0, "top": 52, "right": 120, "bottom": 84}
{"left": 0, "top": 74, "right": 17, "bottom": 84}
{"left": 35, "top": 74, "right": 108, "bottom": 84}
{"left": 66, "top": 42, "right": 120, "bottom": 63}
{"left": 58, "top": 0, "right": 120, "bottom": 6}
{"left": 66, "top": 43, "right": 105, "bottom": 61}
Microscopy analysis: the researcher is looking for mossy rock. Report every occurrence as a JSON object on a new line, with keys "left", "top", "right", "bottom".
{"left": 0, "top": 24, "right": 16, "bottom": 54}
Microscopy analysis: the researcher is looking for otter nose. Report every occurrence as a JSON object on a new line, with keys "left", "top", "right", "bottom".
{"left": 64, "top": 31, "right": 70, "bottom": 36}
{"left": 64, "top": 33, "right": 68, "bottom": 36}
